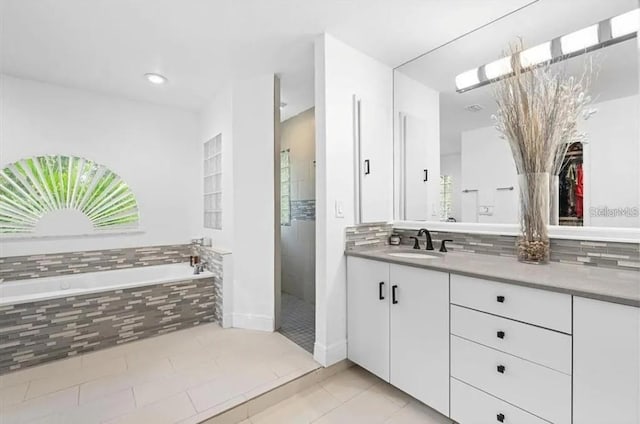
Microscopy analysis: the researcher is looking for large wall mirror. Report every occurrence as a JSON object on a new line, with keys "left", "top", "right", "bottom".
{"left": 394, "top": 0, "right": 639, "bottom": 233}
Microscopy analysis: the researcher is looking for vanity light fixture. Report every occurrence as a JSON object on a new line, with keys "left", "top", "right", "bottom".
{"left": 144, "top": 73, "right": 168, "bottom": 85}
{"left": 454, "top": 8, "right": 639, "bottom": 93}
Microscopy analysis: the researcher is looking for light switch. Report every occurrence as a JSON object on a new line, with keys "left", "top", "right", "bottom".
{"left": 335, "top": 200, "right": 344, "bottom": 218}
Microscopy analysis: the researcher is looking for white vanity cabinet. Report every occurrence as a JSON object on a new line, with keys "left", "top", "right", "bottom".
{"left": 573, "top": 297, "right": 640, "bottom": 424}
{"left": 347, "top": 254, "right": 637, "bottom": 424}
{"left": 346, "top": 257, "right": 450, "bottom": 415}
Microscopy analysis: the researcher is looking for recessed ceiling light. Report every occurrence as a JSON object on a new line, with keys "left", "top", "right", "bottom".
{"left": 144, "top": 73, "right": 168, "bottom": 85}
{"left": 464, "top": 104, "right": 484, "bottom": 112}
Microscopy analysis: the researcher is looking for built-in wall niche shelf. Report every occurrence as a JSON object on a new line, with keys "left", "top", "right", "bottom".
{"left": 0, "top": 155, "right": 140, "bottom": 237}
{"left": 203, "top": 134, "right": 222, "bottom": 230}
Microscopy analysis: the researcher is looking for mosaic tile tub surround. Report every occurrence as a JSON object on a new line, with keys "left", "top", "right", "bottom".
{"left": 0, "top": 276, "right": 215, "bottom": 373}
{"left": 345, "top": 223, "right": 639, "bottom": 271}
{"left": 0, "top": 244, "right": 192, "bottom": 282}
{"left": 193, "top": 244, "right": 226, "bottom": 324}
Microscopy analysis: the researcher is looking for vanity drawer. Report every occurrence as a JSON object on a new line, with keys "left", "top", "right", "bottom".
{"left": 451, "top": 335, "right": 571, "bottom": 424}
{"left": 451, "top": 378, "right": 551, "bottom": 424}
{"left": 450, "top": 274, "right": 572, "bottom": 333}
{"left": 451, "top": 305, "right": 572, "bottom": 374}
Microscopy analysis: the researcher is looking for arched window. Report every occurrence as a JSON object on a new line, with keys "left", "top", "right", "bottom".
{"left": 0, "top": 155, "right": 139, "bottom": 235}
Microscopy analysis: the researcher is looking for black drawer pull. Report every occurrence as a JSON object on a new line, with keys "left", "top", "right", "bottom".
{"left": 364, "top": 159, "right": 370, "bottom": 175}
{"left": 497, "top": 295, "right": 505, "bottom": 303}
{"left": 497, "top": 413, "right": 505, "bottom": 422}
{"left": 497, "top": 365, "right": 506, "bottom": 374}
{"left": 392, "top": 285, "right": 398, "bottom": 304}
{"left": 497, "top": 331, "right": 505, "bottom": 339}
{"left": 379, "top": 282, "right": 385, "bottom": 300}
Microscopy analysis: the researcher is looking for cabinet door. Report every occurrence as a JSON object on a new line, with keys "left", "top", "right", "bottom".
{"left": 574, "top": 297, "right": 640, "bottom": 424}
{"left": 358, "top": 97, "right": 392, "bottom": 223}
{"left": 347, "top": 257, "right": 390, "bottom": 381}
{"left": 390, "top": 264, "right": 449, "bottom": 416}
{"left": 402, "top": 113, "right": 430, "bottom": 220}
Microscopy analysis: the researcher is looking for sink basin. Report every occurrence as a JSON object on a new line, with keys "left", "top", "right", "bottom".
{"left": 388, "top": 252, "right": 440, "bottom": 259}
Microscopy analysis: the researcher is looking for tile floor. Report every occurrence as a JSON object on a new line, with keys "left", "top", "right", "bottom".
{"left": 0, "top": 323, "right": 320, "bottom": 424}
{"left": 246, "top": 366, "right": 454, "bottom": 424}
{"left": 279, "top": 292, "right": 315, "bottom": 353}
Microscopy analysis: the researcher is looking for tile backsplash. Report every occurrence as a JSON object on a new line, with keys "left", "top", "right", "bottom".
{"left": 345, "top": 222, "right": 393, "bottom": 250}
{"left": 395, "top": 228, "right": 640, "bottom": 271}
{"left": 0, "top": 244, "right": 192, "bottom": 282}
{"left": 346, "top": 223, "right": 639, "bottom": 272}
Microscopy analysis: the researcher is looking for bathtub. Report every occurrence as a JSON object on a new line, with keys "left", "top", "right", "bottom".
{"left": 0, "top": 264, "right": 216, "bottom": 373}
{"left": 0, "top": 263, "right": 213, "bottom": 307}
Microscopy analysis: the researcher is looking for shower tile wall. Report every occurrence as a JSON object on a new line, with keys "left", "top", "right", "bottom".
{"left": 0, "top": 276, "right": 215, "bottom": 373}
{"left": 281, "top": 108, "right": 316, "bottom": 304}
{"left": 0, "top": 244, "right": 192, "bottom": 282}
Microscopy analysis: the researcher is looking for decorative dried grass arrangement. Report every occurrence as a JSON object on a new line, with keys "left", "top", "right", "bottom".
{"left": 492, "top": 42, "right": 593, "bottom": 263}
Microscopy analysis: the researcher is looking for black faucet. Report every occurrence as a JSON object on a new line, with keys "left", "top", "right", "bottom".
{"left": 417, "top": 228, "right": 434, "bottom": 251}
{"left": 410, "top": 236, "right": 421, "bottom": 250}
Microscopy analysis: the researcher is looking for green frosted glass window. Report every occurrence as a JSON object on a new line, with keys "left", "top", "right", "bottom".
{"left": 281, "top": 149, "right": 291, "bottom": 226}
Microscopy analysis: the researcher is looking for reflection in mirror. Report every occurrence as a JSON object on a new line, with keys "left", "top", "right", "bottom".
{"left": 394, "top": 0, "right": 639, "bottom": 229}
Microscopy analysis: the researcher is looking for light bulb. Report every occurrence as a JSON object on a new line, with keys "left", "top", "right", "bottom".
{"left": 484, "top": 57, "right": 512, "bottom": 80}
{"left": 455, "top": 68, "right": 480, "bottom": 91}
{"left": 520, "top": 42, "right": 552, "bottom": 68}
{"left": 611, "top": 9, "right": 639, "bottom": 38}
{"left": 561, "top": 24, "right": 599, "bottom": 54}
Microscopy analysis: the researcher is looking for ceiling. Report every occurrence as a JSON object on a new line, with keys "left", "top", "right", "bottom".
{"left": 1, "top": 0, "right": 537, "bottom": 120}
{"left": 396, "top": 0, "right": 639, "bottom": 155}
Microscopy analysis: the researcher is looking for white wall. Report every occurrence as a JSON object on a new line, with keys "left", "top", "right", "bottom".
{"left": 459, "top": 95, "right": 640, "bottom": 228}
{"left": 281, "top": 108, "right": 316, "bottom": 304}
{"left": 231, "top": 74, "right": 279, "bottom": 331}
{"left": 0, "top": 74, "right": 200, "bottom": 257}
{"left": 441, "top": 153, "right": 461, "bottom": 222}
{"left": 583, "top": 94, "right": 640, "bottom": 228}
{"left": 461, "top": 126, "right": 519, "bottom": 224}
{"left": 394, "top": 71, "right": 440, "bottom": 221}
{"left": 199, "top": 88, "right": 234, "bottom": 250}
{"left": 315, "top": 33, "right": 393, "bottom": 365}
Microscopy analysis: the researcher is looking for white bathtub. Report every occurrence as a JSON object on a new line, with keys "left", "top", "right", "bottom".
{"left": 0, "top": 263, "right": 214, "bottom": 307}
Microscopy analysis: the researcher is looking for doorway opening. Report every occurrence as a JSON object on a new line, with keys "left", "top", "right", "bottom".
{"left": 558, "top": 142, "right": 584, "bottom": 226}
{"left": 278, "top": 108, "right": 316, "bottom": 353}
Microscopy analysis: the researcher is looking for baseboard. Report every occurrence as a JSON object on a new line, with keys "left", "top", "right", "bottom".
{"left": 313, "top": 339, "right": 347, "bottom": 367}
{"left": 231, "top": 313, "right": 274, "bottom": 331}
{"left": 221, "top": 313, "right": 233, "bottom": 329}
